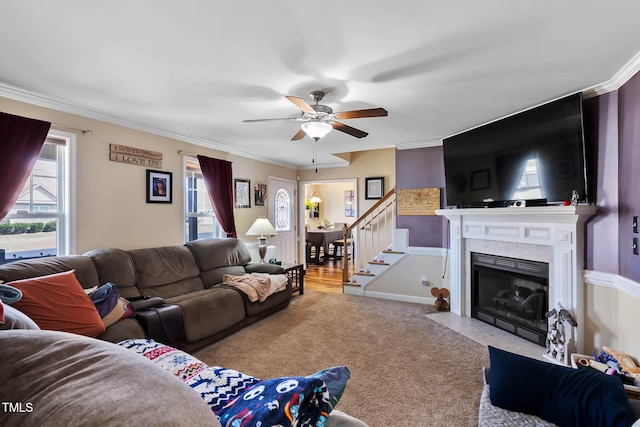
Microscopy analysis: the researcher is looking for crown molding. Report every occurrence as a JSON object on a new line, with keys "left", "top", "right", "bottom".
{"left": 0, "top": 83, "right": 300, "bottom": 170}
{"left": 395, "top": 139, "right": 443, "bottom": 150}
{"left": 582, "top": 50, "right": 640, "bottom": 99}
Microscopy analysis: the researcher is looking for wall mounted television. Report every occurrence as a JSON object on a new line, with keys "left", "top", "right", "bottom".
{"left": 442, "top": 92, "right": 589, "bottom": 208}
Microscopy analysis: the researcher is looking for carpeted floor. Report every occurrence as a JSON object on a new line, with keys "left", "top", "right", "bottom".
{"left": 194, "top": 291, "right": 490, "bottom": 427}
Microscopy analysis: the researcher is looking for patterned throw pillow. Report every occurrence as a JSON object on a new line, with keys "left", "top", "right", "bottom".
{"left": 118, "top": 339, "right": 348, "bottom": 427}
{"left": 87, "top": 283, "right": 134, "bottom": 328}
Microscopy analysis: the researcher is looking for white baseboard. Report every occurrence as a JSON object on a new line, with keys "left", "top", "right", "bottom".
{"left": 364, "top": 291, "right": 435, "bottom": 305}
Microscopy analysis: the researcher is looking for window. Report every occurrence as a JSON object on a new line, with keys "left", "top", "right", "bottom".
{"left": 512, "top": 158, "right": 543, "bottom": 200}
{"left": 184, "top": 158, "right": 225, "bottom": 241}
{"left": 274, "top": 188, "right": 291, "bottom": 231}
{"left": 1, "top": 133, "right": 72, "bottom": 264}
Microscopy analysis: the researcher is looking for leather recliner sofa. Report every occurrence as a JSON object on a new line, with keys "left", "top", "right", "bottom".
{"left": 0, "top": 238, "right": 292, "bottom": 352}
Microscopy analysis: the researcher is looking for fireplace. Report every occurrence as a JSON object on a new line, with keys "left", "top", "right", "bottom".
{"left": 436, "top": 205, "right": 597, "bottom": 354}
{"left": 471, "top": 252, "right": 548, "bottom": 346}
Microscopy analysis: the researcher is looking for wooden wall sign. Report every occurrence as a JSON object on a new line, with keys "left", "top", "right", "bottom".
{"left": 109, "top": 144, "right": 163, "bottom": 167}
{"left": 397, "top": 188, "right": 441, "bottom": 216}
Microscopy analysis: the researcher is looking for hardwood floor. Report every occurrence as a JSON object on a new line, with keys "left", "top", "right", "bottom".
{"left": 303, "top": 258, "right": 344, "bottom": 293}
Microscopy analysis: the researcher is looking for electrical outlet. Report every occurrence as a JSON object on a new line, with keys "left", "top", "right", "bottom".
{"left": 634, "top": 216, "right": 639, "bottom": 233}
{"left": 634, "top": 238, "right": 639, "bottom": 255}
{"left": 421, "top": 275, "right": 429, "bottom": 286}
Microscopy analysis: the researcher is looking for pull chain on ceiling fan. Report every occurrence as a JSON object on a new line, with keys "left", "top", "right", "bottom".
{"left": 243, "top": 90, "right": 388, "bottom": 142}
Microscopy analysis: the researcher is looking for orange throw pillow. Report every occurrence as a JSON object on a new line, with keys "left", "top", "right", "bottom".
{"left": 9, "top": 270, "right": 106, "bottom": 337}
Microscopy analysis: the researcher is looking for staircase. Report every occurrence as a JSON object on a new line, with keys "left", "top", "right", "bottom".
{"left": 341, "top": 188, "right": 408, "bottom": 296}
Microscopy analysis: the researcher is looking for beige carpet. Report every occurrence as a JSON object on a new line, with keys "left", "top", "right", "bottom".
{"left": 194, "top": 291, "right": 490, "bottom": 427}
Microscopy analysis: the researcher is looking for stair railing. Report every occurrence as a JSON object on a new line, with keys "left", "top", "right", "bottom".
{"left": 342, "top": 187, "right": 396, "bottom": 284}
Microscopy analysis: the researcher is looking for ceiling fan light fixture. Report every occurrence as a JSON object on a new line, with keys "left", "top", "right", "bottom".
{"left": 301, "top": 121, "right": 332, "bottom": 141}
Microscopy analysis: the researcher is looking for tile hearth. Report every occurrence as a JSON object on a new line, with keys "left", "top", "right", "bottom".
{"left": 427, "top": 311, "right": 545, "bottom": 360}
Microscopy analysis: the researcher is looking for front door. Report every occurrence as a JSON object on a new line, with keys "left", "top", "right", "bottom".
{"left": 268, "top": 177, "right": 297, "bottom": 264}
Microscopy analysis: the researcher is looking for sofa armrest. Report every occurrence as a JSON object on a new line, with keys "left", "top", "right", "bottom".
{"left": 130, "top": 297, "right": 165, "bottom": 311}
{"left": 245, "top": 263, "right": 285, "bottom": 274}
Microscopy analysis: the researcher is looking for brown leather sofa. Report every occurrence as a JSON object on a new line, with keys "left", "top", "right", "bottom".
{"left": 0, "top": 238, "right": 292, "bottom": 352}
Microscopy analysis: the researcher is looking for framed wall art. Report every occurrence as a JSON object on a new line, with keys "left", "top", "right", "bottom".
{"left": 234, "top": 179, "right": 251, "bottom": 208}
{"left": 254, "top": 183, "right": 266, "bottom": 206}
{"left": 146, "top": 169, "right": 172, "bottom": 204}
{"left": 365, "top": 177, "right": 384, "bottom": 200}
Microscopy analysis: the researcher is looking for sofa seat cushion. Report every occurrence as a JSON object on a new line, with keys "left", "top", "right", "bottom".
{"left": 128, "top": 246, "right": 204, "bottom": 298}
{"left": 167, "top": 287, "right": 245, "bottom": 343}
{"left": 0, "top": 330, "right": 220, "bottom": 427}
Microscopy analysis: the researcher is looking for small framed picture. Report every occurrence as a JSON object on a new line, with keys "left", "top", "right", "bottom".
{"left": 235, "top": 179, "right": 251, "bottom": 208}
{"left": 254, "top": 183, "right": 266, "bottom": 206}
{"left": 146, "top": 169, "right": 172, "bottom": 204}
{"left": 365, "top": 177, "right": 384, "bottom": 200}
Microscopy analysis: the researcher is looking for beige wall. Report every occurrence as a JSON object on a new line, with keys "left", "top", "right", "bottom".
{"left": 298, "top": 148, "right": 396, "bottom": 217}
{"left": 0, "top": 96, "right": 296, "bottom": 253}
{"left": 366, "top": 254, "right": 448, "bottom": 301}
{"left": 585, "top": 284, "right": 640, "bottom": 356}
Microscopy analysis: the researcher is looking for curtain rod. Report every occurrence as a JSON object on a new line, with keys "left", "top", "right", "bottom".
{"left": 178, "top": 150, "right": 197, "bottom": 157}
{"left": 51, "top": 123, "right": 93, "bottom": 134}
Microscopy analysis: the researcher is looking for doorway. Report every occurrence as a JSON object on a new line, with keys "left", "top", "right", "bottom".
{"left": 299, "top": 178, "right": 357, "bottom": 268}
{"left": 268, "top": 177, "right": 297, "bottom": 264}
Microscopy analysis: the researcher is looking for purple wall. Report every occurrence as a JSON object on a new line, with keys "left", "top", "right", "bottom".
{"left": 396, "top": 70, "right": 640, "bottom": 282}
{"left": 395, "top": 146, "right": 447, "bottom": 248}
{"left": 617, "top": 71, "right": 640, "bottom": 280}
{"left": 583, "top": 92, "right": 619, "bottom": 274}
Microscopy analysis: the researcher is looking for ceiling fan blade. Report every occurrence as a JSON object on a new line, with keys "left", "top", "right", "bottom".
{"left": 332, "top": 122, "right": 368, "bottom": 139}
{"left": 243, "top": 117, "right": 300, "bottom": 123}
{"left": 334, "top": 108, "right": 388, "bottom": 120}
{"left": 291, "top": 128, "right": 306, "bottom": 141}
{"left": 285, "top": 96, "right": 316, "bottom": 114}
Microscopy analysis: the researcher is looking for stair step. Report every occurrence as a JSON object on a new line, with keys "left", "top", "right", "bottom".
{"left": 369, "top": 261, "right": 389, "bottom": 265}
{"left": 342, "top": 282, "right": 361, "bottom": 287}
{"left": 355, "top": 272, "right": 375, "bottom": 277}
{"left": 383, "top": 250, "right": 404, "bottom": 254}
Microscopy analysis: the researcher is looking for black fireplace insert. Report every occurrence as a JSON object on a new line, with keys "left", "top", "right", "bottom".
{"left": 471, "top": 252, "right": 549, "bottom": 346}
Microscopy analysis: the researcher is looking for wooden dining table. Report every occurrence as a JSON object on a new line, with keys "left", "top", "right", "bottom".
{"left": 306, "top": 228, "right": 344, "bottom": 262}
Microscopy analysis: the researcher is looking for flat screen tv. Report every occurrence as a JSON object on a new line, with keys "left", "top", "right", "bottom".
{"left": 443, "top": 92, "right": 588, "bottom": 208}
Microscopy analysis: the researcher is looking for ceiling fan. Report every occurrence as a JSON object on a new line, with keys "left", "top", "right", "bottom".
{"left": 243, "top": 90, "right": 388, "bottom": 141}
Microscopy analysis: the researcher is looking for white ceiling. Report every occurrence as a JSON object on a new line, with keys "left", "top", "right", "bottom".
{"left": 2, "top": 1, "right": 640, "bottom": 169}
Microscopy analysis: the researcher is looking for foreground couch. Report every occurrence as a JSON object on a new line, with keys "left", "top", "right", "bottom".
{"left": 0, "top": 238, "right": 292, "bottom": 352}
{"left": 479, "top": 346, "right": 640, "bottom": 427}
{"left": 0, "top": 329, "right": 368, "bottom": 427}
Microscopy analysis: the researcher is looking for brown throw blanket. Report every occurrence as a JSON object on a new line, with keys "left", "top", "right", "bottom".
{"left": 222, "top": 273, "right": 288, "bottom": 302}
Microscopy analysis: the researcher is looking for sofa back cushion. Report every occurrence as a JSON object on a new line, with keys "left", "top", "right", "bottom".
{"left": 186, "top": 238, "right": 252, "bottom": 286}
{"left": 85, "top": 248, "right": 140, "bottom": 299}
{"left": 0, "top": 256, "right": 100, "bottom": 289}
{"left": 128, "top": 246, "right": 204, "bottom": 298}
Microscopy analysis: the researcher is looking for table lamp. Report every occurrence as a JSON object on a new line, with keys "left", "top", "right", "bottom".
{"left": 246, "top": 217, "right": 277, "bottom": 263}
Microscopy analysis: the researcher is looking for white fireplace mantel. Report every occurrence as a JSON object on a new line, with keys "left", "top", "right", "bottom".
{"left": 436, "top": 205, "right": 597, "bottom": 353}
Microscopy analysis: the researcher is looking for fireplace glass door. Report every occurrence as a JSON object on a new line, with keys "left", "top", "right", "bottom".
{"left": 471, "top": 252, "right": 548, "bottom": 346}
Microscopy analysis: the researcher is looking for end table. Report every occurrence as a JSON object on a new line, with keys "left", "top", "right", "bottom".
{"left": 282, "top": 263, "right": 304, "bottom": 295}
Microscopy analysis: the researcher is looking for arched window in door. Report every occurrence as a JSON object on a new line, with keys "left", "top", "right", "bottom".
{"left": 274, "top": 188, "right": 291, "bottom": 231}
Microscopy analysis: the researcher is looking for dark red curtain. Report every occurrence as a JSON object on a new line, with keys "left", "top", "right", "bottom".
{"left": 197, "top": 155, "right": 237, "bottom": 238}
{"left": 0, "top": 112, "right": 51, "bottom": 220}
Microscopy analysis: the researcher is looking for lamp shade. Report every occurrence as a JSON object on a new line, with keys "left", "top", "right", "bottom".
{"left": 309, "top": 192, "right": 322, "bottom": 203}
{"left": 301, "top": 121, "right": 332, "bottom": 141}
{"left": 246, "top": 218, "right": 277, "bottom": 237}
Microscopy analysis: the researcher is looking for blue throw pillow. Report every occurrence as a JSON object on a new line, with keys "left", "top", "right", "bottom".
{"left": 307, "top": 365, "right": 350, "bottom": 410}
{"left": 216, "top": 376, "right": 331, "bottom": 427}
{"left": 488, "top": 346, "right": 632, "bottom": 427}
